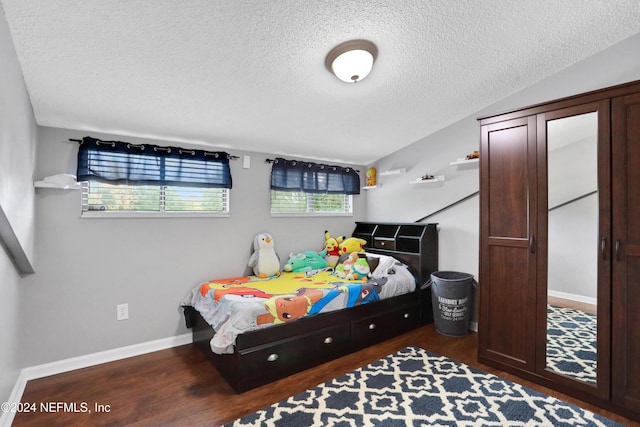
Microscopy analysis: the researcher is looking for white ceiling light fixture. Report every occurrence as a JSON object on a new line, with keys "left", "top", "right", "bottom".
{"left": 326, "top": 40, "right": 378, "bottom": 83}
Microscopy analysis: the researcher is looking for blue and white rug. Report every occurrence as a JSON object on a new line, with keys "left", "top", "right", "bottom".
{"left": 226, "top": 346, "right": 621, "bottom": 426}
{"left": 547, "top": 305, "right": 597, "bottom": 384}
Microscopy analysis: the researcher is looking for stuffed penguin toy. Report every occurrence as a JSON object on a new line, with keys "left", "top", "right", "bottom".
{"left": 248, "top": 232, "right": 281, "bottom": 278}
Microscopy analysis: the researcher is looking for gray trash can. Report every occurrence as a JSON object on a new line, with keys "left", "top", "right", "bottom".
{"left": 428, "top": 271, "right": 477, "bottom": 337}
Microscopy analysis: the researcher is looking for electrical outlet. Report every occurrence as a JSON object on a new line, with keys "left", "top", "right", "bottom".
{"left": 116, "top": 303, "right": 129, "bottom": 321}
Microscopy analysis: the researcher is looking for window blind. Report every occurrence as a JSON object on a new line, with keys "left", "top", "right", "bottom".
{"left": 77, "top": 136, "right": 232, "bottom": 188}
{"left": 270, "top": 157, "right": 360, "bottom": 195}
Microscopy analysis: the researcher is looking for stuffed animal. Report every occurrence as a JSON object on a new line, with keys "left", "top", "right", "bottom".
{"left": 247, "top": 233, "right": 281, "bottom": 278}
{"left": 323, "top": 230, "right": 345, "bottom": 267}
{"left": 366, "top": 167, "right": 377, "bottom": 186}
{"left": 334, "top": 263, "right": 347, "bottom": 279}
{"left": 333, "top": 252, "right": 359, "bottom": 279}
{"left": 347, "top": 257, "right": 371, "bottom": 280}
{"left": 338, "top": 237, "right": 367, "bottom": 255}
{"left": 283, "top": 250, "right": 329, "bottom": 273}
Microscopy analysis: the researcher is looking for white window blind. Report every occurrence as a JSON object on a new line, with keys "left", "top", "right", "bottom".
{"left": 270, "top": 190, "right": 352, "bottom": 216}
{"left": 82, "top": 181, "right": 229, "bottom": 217}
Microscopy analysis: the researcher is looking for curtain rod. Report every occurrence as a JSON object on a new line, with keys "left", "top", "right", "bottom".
{"left": 68, "top": 138, "right": 239, "bottom": 159}
{"left": 264, "top": 158, "right": 359, "bottom": 172}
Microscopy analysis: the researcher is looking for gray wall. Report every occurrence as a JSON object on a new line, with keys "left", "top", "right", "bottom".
{"left": 547, "top": 128, "right": 598, "bottom": 301}
{"left": 21, "top": 126, "right": 366, "bottom": 366}
{"left": 548, "top": 194, "right": 598, "bottom": 300}
{"left": 4, "top": 20, "right": 640, "bottom": 400}
{"left": 0, "top": 5, "right": 37, "bottom": 405}
{"left": 365, "top": 32, "right": 640, "bottom": 310}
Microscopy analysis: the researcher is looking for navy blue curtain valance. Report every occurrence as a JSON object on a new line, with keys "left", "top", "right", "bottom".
{"left": 270, "top": 157, "right": 360, "bottom": 195}
{"left": 76, "top": 136, "right": 232, "bottom": 188}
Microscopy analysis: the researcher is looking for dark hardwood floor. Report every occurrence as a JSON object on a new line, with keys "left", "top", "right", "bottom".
{"left": 13, "top": 324, "right": 639, "bottom": 426}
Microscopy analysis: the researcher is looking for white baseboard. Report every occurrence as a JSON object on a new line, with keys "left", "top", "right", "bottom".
{"left": 547, "top": 290, "right": 597, "bottom": 306}
{"left": 1, "top": 333, "right": 192, "bottom": 427}
{"left": 21, "top": 333, "right": 192, "bottom": 381}
{"left": 469, "top": 321, "right": 478, "bottom": 332}
{"left": 1, "top": 370, "right": 28, "bottom": 427}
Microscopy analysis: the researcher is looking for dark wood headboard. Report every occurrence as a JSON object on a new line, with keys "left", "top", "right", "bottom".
{"left": 352, "top": 222, "right": 439, "bottom": 288}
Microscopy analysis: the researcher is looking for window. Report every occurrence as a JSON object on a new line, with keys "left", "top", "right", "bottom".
{"left": 268, "top": 157, "right": 359, "bottom": 217}
{"left": 82, "top": 182, "right": 229, "bottom": 216}
{"left": 270, "top": 190, "right": 352, "bottom": 216}
{"left": 77, "top": 136, "right": 232, "bottom": 217}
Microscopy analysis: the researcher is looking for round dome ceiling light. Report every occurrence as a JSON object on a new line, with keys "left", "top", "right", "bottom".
{"left": 325, "top": 39, "right": 378, "bottom": 83}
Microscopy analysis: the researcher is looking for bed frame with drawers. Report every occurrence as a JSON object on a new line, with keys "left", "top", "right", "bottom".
{"left": 184, "top": 222, "right": 438, "bottom": 392}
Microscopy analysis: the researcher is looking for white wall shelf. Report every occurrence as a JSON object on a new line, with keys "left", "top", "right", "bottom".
{"left": 34, "top": 173, "right": 81, "bottom": 190}
{"left": 364, "top": 167, "right": 404, "bottom": 188}
{"left": 450, "top": 158, "right": 479, "bottom": 166}
{"left": 378, "top": 168, "right": 406, "bottom": 176}
{"left": 34, "top": 181, "right": 81, "bottom": 190}
{"left": 409, "top": 175, "right": 445, "bottom": 185}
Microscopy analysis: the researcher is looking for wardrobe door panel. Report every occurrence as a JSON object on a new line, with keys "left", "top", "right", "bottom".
{"left": 612, "top": 92, "right": 640, "bottom": 410}
{"left": 479, "top": 116, "right": 537, "bottom": 370}
{"left": 487, "top": 124, "right": 529, "bottom": 238}
{"left": 485, "top": 245, "right": 531, "bottom": 363}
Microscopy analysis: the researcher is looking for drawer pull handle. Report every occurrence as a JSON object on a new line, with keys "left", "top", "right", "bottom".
{"left": 369, "top": 323, "right": 376, "bottom": 330}
{"left": 403, "top": 313, "right": 410, "bottom": 319}
{"left": 380, "top": 242, "right": 385, "bottom": 246}
{"left": 324, "top": 337, "right": 333, "bottom": 344}
{"left": 266, "top": 353, "right": 279, "bottom": 362}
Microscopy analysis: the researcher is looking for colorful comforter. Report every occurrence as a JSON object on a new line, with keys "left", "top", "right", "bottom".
{"left": 182, "top": 253, "right": 416, "bottom": 354}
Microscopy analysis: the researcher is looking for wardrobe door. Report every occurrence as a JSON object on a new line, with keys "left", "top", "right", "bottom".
{"left": 479, "top": 116, "right": 537, "bottom": 370}
{"left": 611, "top": 92, "right": 640, "bottom": 411}
{"left": 536, "top": 102, "right": 611, "bottom": 399}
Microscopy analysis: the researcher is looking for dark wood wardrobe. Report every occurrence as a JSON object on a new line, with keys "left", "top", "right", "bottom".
{"left": 478, "top": 79, "right": 640, "bottom": 421}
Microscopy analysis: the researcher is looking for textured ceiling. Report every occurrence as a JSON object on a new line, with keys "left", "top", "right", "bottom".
{"left": 2, "top": 1, "right": 640, "bottom": 165}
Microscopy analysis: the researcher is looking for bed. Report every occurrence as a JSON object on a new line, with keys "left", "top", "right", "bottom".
{"left": 182, "top": 222, "right": 438, "bottom": 392}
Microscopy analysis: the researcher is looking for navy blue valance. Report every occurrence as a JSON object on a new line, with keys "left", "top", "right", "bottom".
{"left": 270, "top": 157, "right": 360, "bottom": 195}
{"left": 76, "top": 136, "right": 232, "bottom": 188}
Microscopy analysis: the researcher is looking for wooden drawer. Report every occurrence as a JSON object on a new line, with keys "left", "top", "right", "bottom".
{"left": 351, "top": 303, "right": 421, "bottom": 347}
{"left": 373, "top": 237, "right": 396, "bottom": 250}
{"left": 238, "top": 323, "right": 350, "bottom": 378}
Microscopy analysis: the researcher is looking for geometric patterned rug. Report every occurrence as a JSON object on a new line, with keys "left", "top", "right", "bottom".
{"left": 225, "top": 346, "right": 621, "bottom": 426}
{"left": 547, "top": 305, "right": 597, "bottom": 384}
